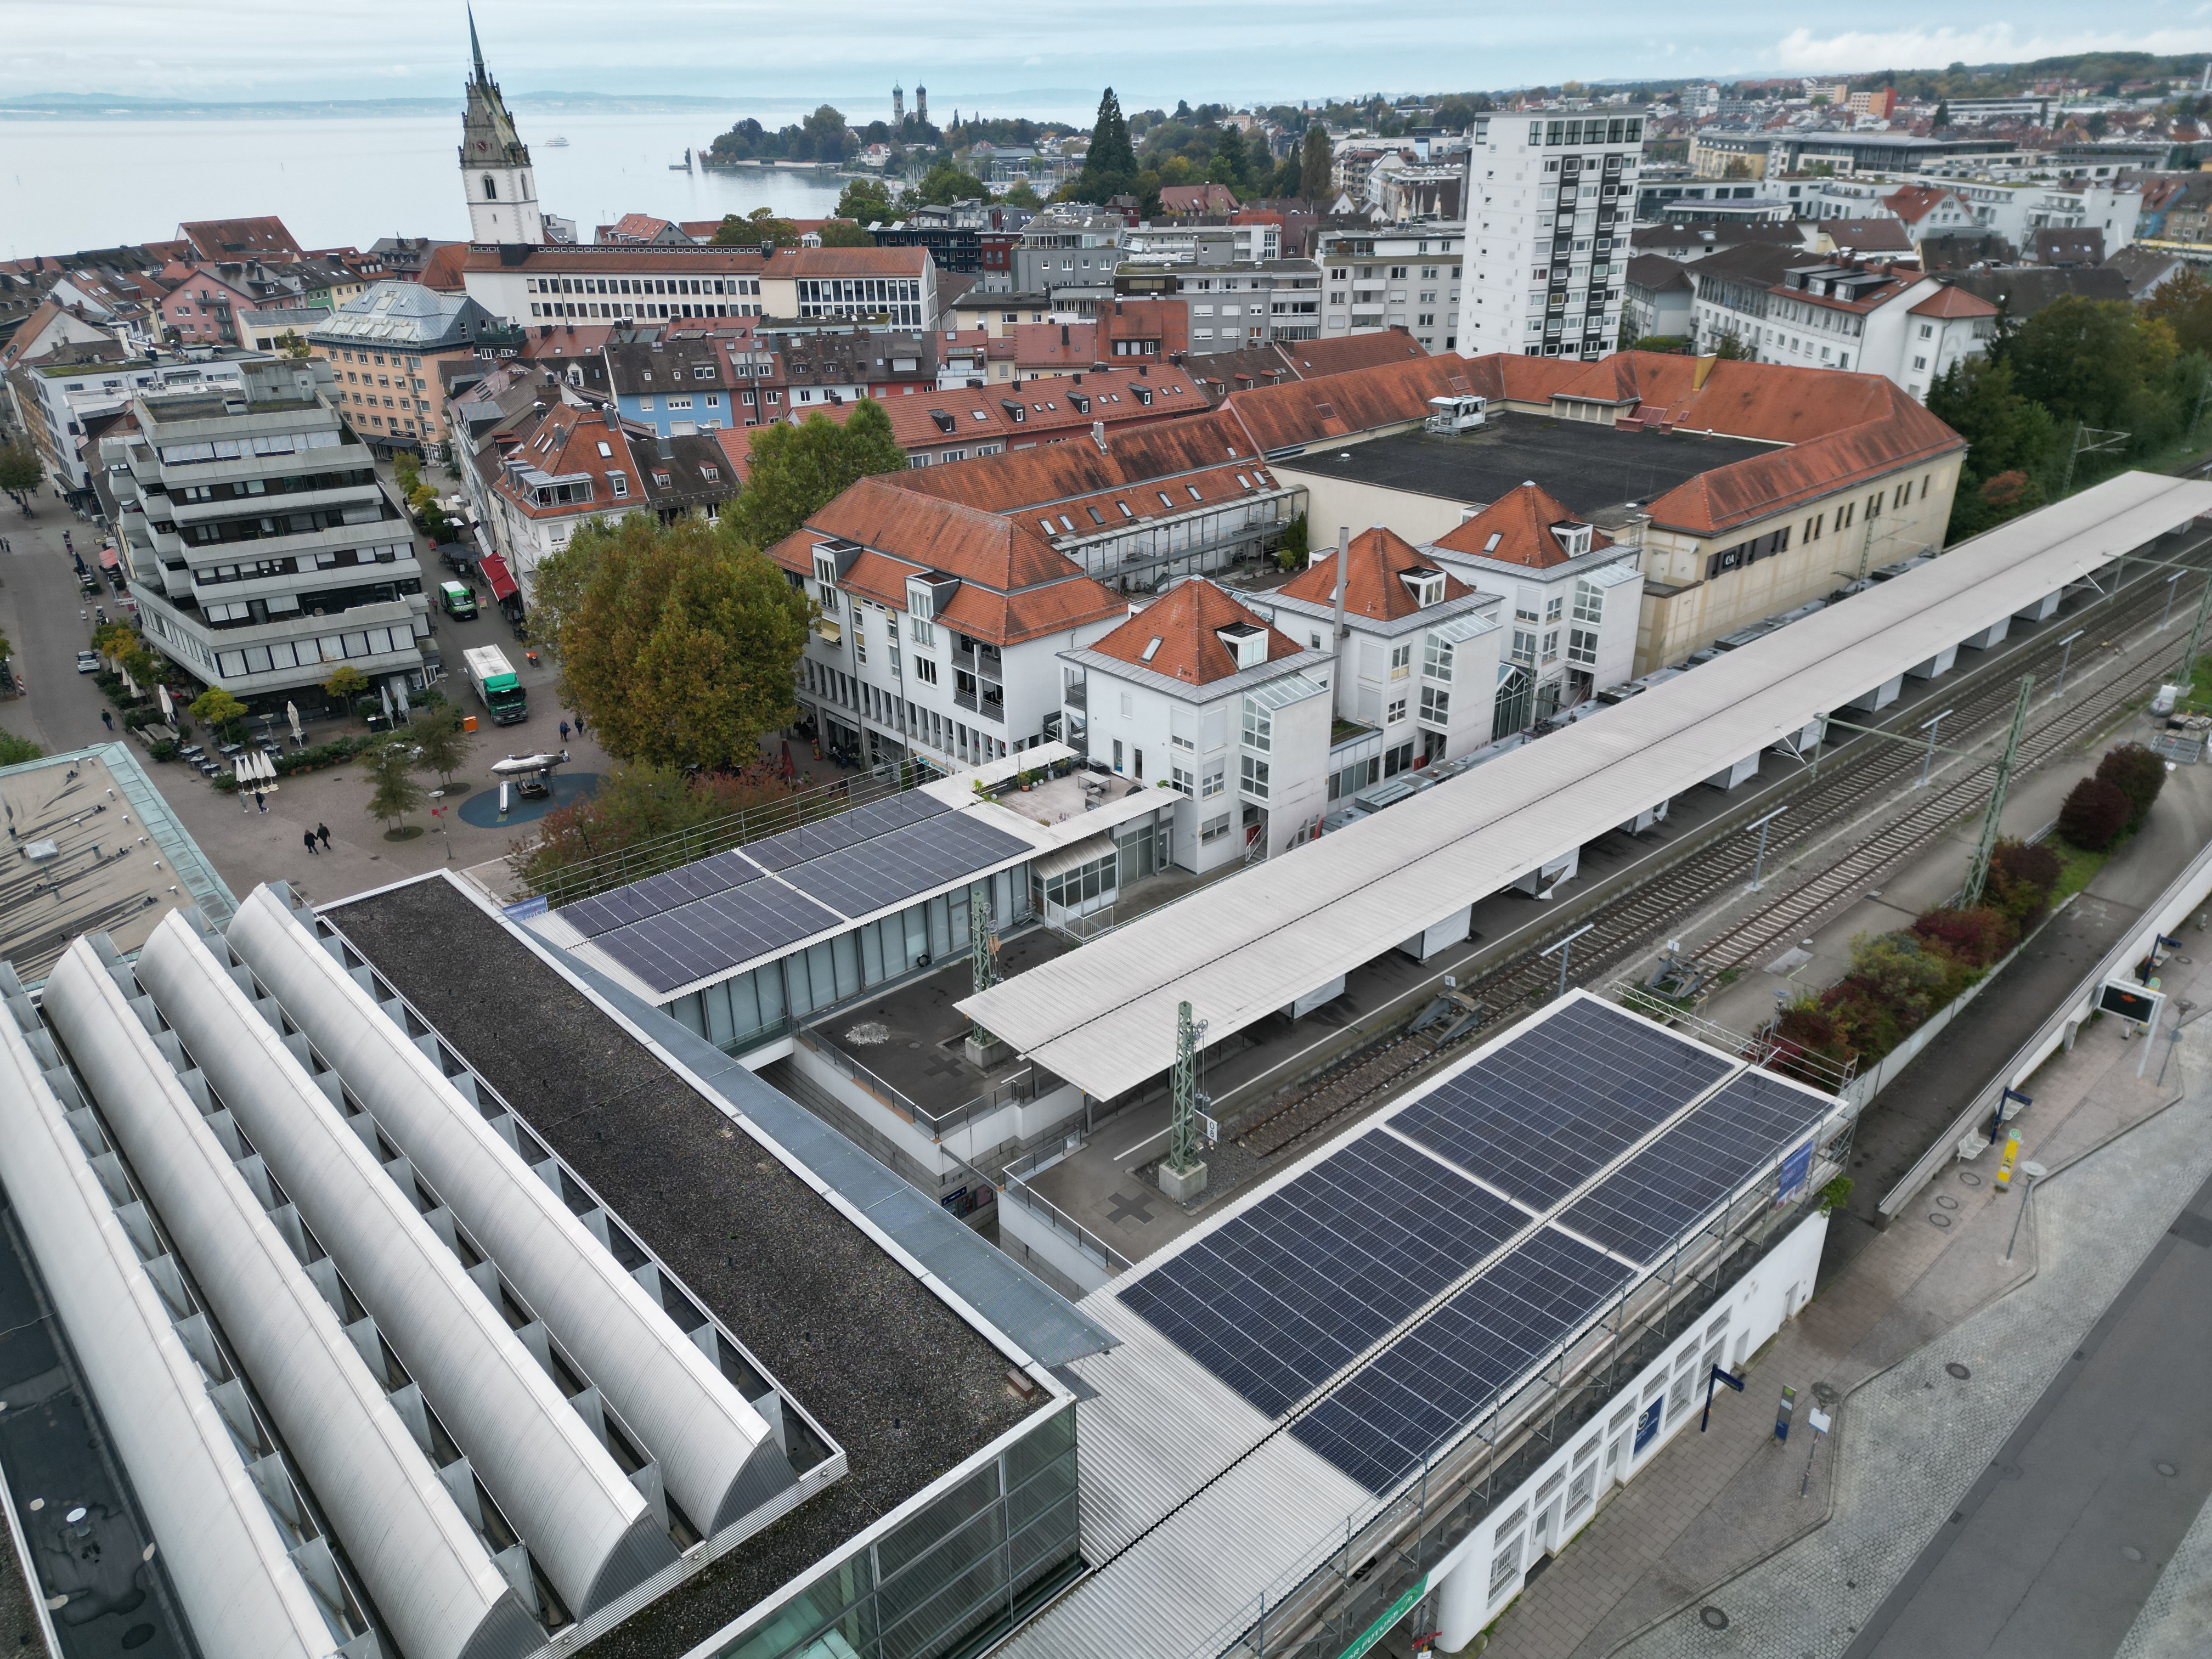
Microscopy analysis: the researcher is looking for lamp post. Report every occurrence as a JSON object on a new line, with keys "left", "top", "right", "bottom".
{"left": 1915, "top": 707, "right": 1953, "bottom": 788}
{"left": 2052, "top": 629, "right": 2084, "bottom": 698}
{"left": 1541, "top": 922, "right": 1596, "bottom": 1001}
{"left": 1745, "top": 805, "right": 1787, "bottom": 893}
{"left": 2165, "top": 572, "right": 2183, "bottom": 631}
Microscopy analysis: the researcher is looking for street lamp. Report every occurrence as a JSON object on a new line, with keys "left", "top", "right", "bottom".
{"left": 1916, "top": 707, "right": 1953, "bottom": 788}
{"left": 1540, "top": 922, "right": 1596, "bottom": 1001}
{"left": 2053, "top": 629, "right": 2084, "bottom": 698}
{"left": 1745, "top": 805, "right": 1787, "bottom": 893}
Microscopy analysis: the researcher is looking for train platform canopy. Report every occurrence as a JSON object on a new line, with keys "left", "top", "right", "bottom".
{"left": 961, "top": 470, "right": 2212, "bottom": 1102}
{"left": 997, "top": 992, "right": 1852, "bottom": 1659}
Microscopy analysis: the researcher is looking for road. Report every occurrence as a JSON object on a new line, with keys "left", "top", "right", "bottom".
{"left": 0, "top": 503, "right": 616, "bottom": 906}
{"left": 1844, "top": 1169, "right": 2212, "bottom": 1658}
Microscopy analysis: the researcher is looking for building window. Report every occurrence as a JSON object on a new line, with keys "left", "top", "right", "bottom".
{"left": 1171, "top": 764, "right": 1195, "bottom": 797}
{"left": 1386, "top": 695, "right": 1408, "bottom": 724}
{"left": 1573, "top": 580, "right": 1604, "bottom": 626}
{"left": 1511, "top": 628, "right": 1536, "bottom": 665}
{"left": 1419, "top": 685, "right": 1450, "bottom": 724}
{"left": 1567, "top": 628, "right": 1599, "bottom": 667}
{"left": 1240, "top": 753, "right": 1270, "bottom": 800}
{"left": 1242, "top": 698, "right": 1272, "bottom": 753}
{"left": 1423, "top": 635, "right": 1455, "bottom": 680}
{"left": 1390, "top": 641, "right": 1412, "bottom": 678}
{"left": 913, "top": 656, "right": 939, "bottom": 685}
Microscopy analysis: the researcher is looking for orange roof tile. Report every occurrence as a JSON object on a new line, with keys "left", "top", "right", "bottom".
{"left": 1087, "top": 579, "right": 1303, "bottom": 685}
{"left": 1277, "top": 525, "right": 1479, "bottom": 617}
{"left": 1221, "top": 354, "right": 1477, "bottom": 451}
{"left": 888, "top": 408, "right": 1256, "bottom": 512}
{"left": 1434, "top": 484, "right": 1612, "bottom": 568}
{"left": 1908, "top": 284, "right": 2000, "bottom": 318}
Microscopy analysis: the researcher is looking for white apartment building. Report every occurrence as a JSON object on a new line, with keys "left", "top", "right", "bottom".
{"left": 775, "top": 475, "right": 1128, "bottom": 770}
{"left": 1255, "top": 526, "right": 1503, "bottom": 791}
{"left": 1458, "top": 110, "right": 1648, "bottom": 359}
{"left": 1424, "top": 483, "right": 1645, "bottom": 721}
{"left": 12, "top": 350, "right": 259, "bottom": 501}
{"left": 1121, "top": 223, "right": 1281, "bottom": 265}
{"left": 1060, "top": 579, "right": 1337, "bottom": 869}
{"left": 1314, "top": 225, "right": 1463, "bottom": 354}
{"left": 107, "top": 357, "right": 431, "bottom": 703}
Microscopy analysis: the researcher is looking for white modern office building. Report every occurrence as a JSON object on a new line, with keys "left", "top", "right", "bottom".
{"left": 1314, "top": 223, "right": 1464, "bottom": 354}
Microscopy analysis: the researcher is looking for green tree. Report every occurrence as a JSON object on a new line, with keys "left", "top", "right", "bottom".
{"left": 362, "top": 734, "right": 427, "bottom": 833}
{"left": 1002, "top": 179, "right": 1043, "bottom": 210}
{"left": 0, "top": 442, "right": 40, "bottom": 508}
{"left": 906, "top": 160, "right": 989, "bottom": 207}
{"left": 834, "top": 177, "right": 896, "bottom": 224}
{"left": 1708, "top": 331, "right": 1754, "bottom": 360}
{"left": 540, "top": 513, "right": 811, "bottom": 771}
{"left": 2143, "top": 268, "right": 2212, "bottom": 359}
{"left": 2007, "top": 295, "right": 2176, "bottom": 433}
{"left": 711, "top": 207, "right": 802, "bottom": 248}
{"left": 1925, "top": 357, "right": 2060, "bottom": 535}
{"left": 798, "top": 104, "right": 854, "bottom": 162}
{"left": 189, "top": 687, "right": 248, "bottom": 737}
{"left": 1070, "top": 86, "right": 1139, "bottom": 202}
{"left": 273, "top": 329, "right": 312, "bottom": 359}
{"left": 0, "top": 726, "right": 40, "bottom": 767}
{"left": 1299, "top": 126, "right": 1333, "bottom": 202}
{"left": 407, "top": 701, "right": 472, "bottom": 787}
{"left": 1931, "top": 100, "right": 1950, "bottom": 127}
{"left": 324, "top": 664, "right": 369, "bottom": 704}
{"left": 1276, "top": 512, "right": 1309, "bottom": 572}
{"left": 1208, "top": 123, "right": 1249, "bottom": 191}
{"left": 730, "top": 399, "right": 908, "bottom": 550}
{"left": 816, "top": 221, "right": 876, "bottom": 247}
{"left": 513, "top": 763, "right": 806, "bottom": 898}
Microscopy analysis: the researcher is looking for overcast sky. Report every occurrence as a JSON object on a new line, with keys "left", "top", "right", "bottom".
{"left": 7, "top": 2, "right": 2212, "bottom": 112}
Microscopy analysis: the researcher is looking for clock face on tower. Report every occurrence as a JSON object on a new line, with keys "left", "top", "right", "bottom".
{"left": 476, "top": 140, "right": 487, "bottom": 151}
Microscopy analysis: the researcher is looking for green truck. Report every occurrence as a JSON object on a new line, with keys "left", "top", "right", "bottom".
{"left": 439, "top": 579, "right": 478, "bottom": 619}
{"left": 464, "top": 645, "right": 528, "bottom": 725}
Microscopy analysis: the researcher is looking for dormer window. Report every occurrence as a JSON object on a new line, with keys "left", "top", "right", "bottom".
{"left": 1552, "top": 522, "right": 1593, "bottom": 557}
{"left": 1217, "top": 622, "right": 1268, "bottom": 671}
{"left": 1401, "top": 567, "right": 1447, "bottom": 607}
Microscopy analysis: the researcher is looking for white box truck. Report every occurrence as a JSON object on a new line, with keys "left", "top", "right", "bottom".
{"left": 464, "top": 645, "right": 528, "bottom": 725}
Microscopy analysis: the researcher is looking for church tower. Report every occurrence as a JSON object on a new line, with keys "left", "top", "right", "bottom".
{"left": 915, "top": 84, "right": 928, "bottom": 126}
{"left": 459, "top": 8, "right": 543, "bottom": 245}
{"left": 893, "top": 83, "right": 905, "bottom": 123}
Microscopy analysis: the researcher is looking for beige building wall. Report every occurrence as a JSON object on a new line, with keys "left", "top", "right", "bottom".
{"left": 1633, "top": 455, "right": 1961, "bottom": 673}
{"left": 1273, "top": 462, "right": 1477, "bottom": 548}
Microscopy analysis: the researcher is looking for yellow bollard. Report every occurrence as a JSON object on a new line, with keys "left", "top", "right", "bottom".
{"left": 1994, "top": 1130, "right": 2022, "bottom": 1191}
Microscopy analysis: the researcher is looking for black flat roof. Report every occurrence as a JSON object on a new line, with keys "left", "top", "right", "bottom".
{"left": 329, "top": 877, "right": 1046, "bottom": 1659}
{"left": 1277, "top": 418, "right": 1774, "bottom": 518}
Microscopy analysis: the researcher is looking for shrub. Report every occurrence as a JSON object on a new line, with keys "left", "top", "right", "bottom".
{"left": 2058, "top": 775, "right": 2132, "bottom": 851}
{"left": 1986, "top": 838, "right": 2062, "bottom": 929}
{"left": 1911, "top": 906, "right": 2017, "bottom": 968}
{"left": 122, "top": 707, "right": 158, "bottom": 730}
{"left": 148, "top": 739, "right": 179, "bottom": 761}
{"left": 2096, "top": 742, "right": 2166, "bottom": 829}
{"left": 1768, "top": 1000, "right": 1857, "bottom": 1085}
{"left": 274, "top": 736, "right": 370, "bottom": 775}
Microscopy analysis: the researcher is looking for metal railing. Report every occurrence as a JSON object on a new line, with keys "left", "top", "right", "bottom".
{"left": 792, "top": 1025, "right": 1044, "bottom": 1140}
{"left": 1001, "top": 1142, "right": 1139, "bottom": 1274}
{"left": 522, "top": 756, "right": 941, "bottom": 909}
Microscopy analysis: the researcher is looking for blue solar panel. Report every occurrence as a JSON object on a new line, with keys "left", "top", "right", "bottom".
{"left": 590, "top": 879, "right": 844, "bottom": 994}
{"left": 1559, "top": 1070, "right": 1833, "bottom": 1266}
{"left": 1291, "top": 1228, "right": 1633, "bottom": 1493}
{"left": 1118, "top": 1135, "right": 1527, "bottom": 1418}
{"left": 1393, "top": 998, "right": 1735, "bottom": 1207}
{"left": 781, "top": 811, "right": 1031, "bottom": 919}
{"left": 744, "top": 791, "right": 951, "bottom": 872}
{"left": 561, "top": 850, "right": 766, "bottom": 939}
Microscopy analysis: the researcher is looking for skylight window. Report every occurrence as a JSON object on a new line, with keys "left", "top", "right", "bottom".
{"left": 1484, "top": 532, "right": 1503, "bottom": 552}
{"left": 1141, "top": 636, "right": 1163, "bottom": 662}
{"left": 1187, "top": 485, "right": 1203, "bottom": 502}
{"left": 596, "top": 441, "right": 612, "bottom": 457}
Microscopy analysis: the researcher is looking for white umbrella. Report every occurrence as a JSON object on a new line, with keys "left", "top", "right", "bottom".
{"left": 157, "top": 683, "right": 173, "bottom": 721}
{"left": 122, "top": 667, "right": 138, "bottom": 698}
{"left": 286, "top": 701, "right": 302, "bottom": 743}
{"left": 379, "top": 680, "right": 394, "bottom": 720}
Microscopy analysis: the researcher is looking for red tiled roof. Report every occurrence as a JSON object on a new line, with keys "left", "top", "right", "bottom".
{"left": 1279, "top": 525, "right": 1480, "bottom": 615}
{"left": 1881, "top": 185, "right": 1956, "bottom": 225}
{"left": 1220, "top": 354, "right": 1476, "bottom": 451}
{"left": 487, "top": 402, "right": 646, "bottom": 520}
{"left": 1160, "top": 183, "right": 1241, "bottom": 215}
{"left": 417, "top": 242, "right": 471, "bottom": 292}
{"left": 177, "top": 216, "right": 302, "bottom": 261}
{"left": 888, "top": 407, "right": 1257, "bottom": 513}
{"left": 1908, "top": 284, "right": 2000, "bottom": 318}
{"left": 1087, "top": 579, "right": 1302, "bottom": 685}
{"left": 1434, "top": 484, "right": 1611, "bottom": 569}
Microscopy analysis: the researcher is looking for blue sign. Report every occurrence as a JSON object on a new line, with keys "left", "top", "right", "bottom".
{"left": 1634, "top": 1396, "right": 1663, "bottom": 1454}
{"left": 1778, "top": 1140, "right": 1814, "bottom": 1203}
{"left": 504, "top": 895, "right": 550, "bottom": 921}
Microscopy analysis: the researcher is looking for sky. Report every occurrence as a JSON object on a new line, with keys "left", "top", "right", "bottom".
{"left": 7, "top": 1, "right": 2212, "bottom": 114}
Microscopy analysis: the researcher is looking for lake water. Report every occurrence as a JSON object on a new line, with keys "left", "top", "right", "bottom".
{"left": 1, "top": 106, "right": 860, "bottom": 258}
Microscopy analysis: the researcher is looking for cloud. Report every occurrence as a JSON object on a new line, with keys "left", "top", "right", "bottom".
{"left": 1773, "top": 22, "right": 2212, "bottom": 73}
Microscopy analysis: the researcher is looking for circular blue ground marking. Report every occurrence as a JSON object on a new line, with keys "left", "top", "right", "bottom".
{"left": 454, "top": 771, "right": 601, "bottom": 828}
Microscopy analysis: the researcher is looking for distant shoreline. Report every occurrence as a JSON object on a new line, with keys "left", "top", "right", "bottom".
{"left": 0, "top": 96, "right": 746, "bottom": 121}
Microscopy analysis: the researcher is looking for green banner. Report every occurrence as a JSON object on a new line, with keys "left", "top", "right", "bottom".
{"left": 1335, "top": 1575, "right": 1429, "bottom": 1659}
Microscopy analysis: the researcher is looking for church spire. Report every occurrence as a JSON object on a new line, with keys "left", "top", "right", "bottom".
{"left": 469, "top": 4, "right": 488, "bottom": 84}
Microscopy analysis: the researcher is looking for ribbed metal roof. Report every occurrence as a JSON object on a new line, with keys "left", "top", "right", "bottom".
{"left": 961, "top": 470, "right": 2212, "bottom": 1101}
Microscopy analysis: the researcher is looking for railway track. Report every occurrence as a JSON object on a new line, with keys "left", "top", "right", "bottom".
{"left": 1237, "top": 545, "right": 2212, "bottom": 1160}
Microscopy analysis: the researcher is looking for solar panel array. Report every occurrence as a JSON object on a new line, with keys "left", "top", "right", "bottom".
{"left": 560, "top": 791, "right": 1035, "bottom": 995}
{"left": 1392, "top": 998, "right": 1734, "bottom": 1207}
{"left": 1115, "top": 998, "right": 1842, "bottom": 1497}
{"left": 1292, "top": 1229, "right": 1633, "bottom": 1492}
{"left": 1560, "top": 1069, "right": 1832, "bottom": 1266}
{"left": 1116, "top": 1136, "right": 1528, "bottom": 1418}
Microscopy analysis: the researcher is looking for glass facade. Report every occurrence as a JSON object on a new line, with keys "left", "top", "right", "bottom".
{"left": 716, "top": 1404, "right": 1081, "bottom": 1659}
{"left": 665, "top": 871, "right": 1029, "bottom": 1056}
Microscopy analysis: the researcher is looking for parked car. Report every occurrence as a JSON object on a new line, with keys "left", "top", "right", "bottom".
{"left": 75, "top": 651, "right": 99, "bottom": 674}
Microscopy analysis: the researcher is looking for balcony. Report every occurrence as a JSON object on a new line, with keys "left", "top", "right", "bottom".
{"left": 1063, "top": 679, "right": 1086, "bottom": 709}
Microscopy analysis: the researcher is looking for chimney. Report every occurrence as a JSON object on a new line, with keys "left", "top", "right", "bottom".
{"left": 603, "top": 404, "right": 618, "bottom": 428}
{"left": 1331, "top": 526, "right": 1350, "bottom": 642}
{"left": 1092, "top": 419, "right": 1107, "bottom": 453}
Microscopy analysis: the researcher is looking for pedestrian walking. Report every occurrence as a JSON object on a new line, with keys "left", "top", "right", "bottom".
{"left": 303, "top": 831, "right": 320, "bottom": 856}
{"left": 100, "top": 709, "right": 112, "bottom": 730}
{"left": 574, "top": 712, "right": 586, "bottom": 735}
{"left": 316, "top": 823, "right": 331, "bottom": 850}
{"left": 559, "top": 720, "right": 571, "bottom": 743}
{"left": 255, "top": 791, "right": 268, "bottom": 814}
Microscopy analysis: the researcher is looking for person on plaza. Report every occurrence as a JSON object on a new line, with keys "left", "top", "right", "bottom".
{"left": 100, "top": 710, "right": 111, "bottom": 730}
{"left": 559, "top": 720, "right": 571, "bottom": 744}
{"left": 316, "top": 823, "right": 331, "bottom": 850}
{"left": 255, "top": 791, "right": 268, "bottom": 813}
{"left": 303, "top": 831, "right": 319, "bottom": 856}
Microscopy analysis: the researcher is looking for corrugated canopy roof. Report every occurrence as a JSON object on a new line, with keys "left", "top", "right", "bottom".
{"left": 959, "top": 471, "right": 2212, "bottom": 1101}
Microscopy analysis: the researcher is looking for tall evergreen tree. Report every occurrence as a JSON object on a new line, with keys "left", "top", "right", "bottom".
{"left": 1210, "top": 123, "right": 1248, "bottom": 190}
{"left": 1078, "top": 87, "right": 1138, "bottom": 200}
{"left": 1299, "top": 126, "right": 1331, "bottom": 204}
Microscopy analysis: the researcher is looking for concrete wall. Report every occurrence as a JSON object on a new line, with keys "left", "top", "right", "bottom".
{"left": 1430, "top": 1210, "right": 1829, "bottom": 1652}
{"left": 1275, "top": 468, "right": 1476, "bottom": 548}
